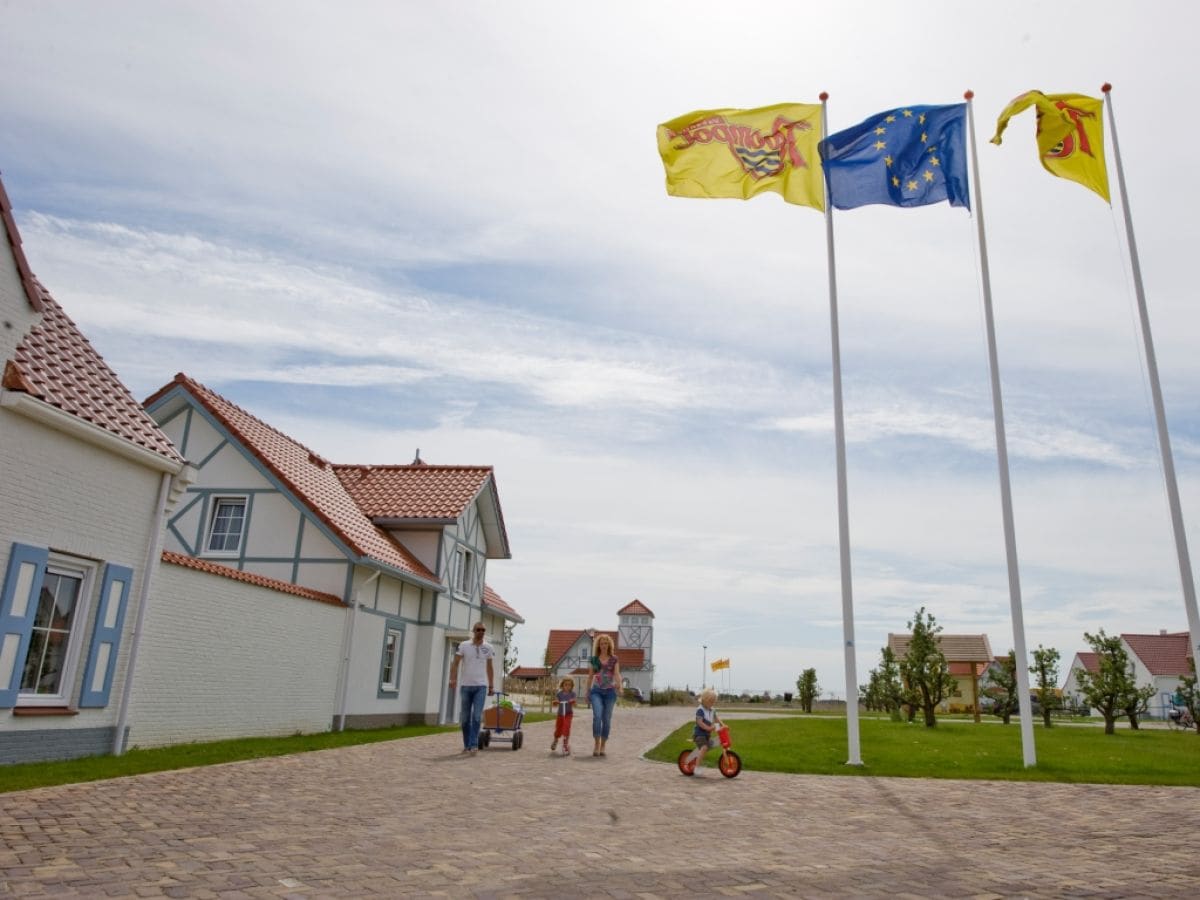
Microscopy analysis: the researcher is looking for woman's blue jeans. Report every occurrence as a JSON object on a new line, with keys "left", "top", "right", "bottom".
{"left": 460, "top": 685, "right": 487, "bottom": 749}
{"left": 590, "top": 687, "right": 617, "bottom": 740}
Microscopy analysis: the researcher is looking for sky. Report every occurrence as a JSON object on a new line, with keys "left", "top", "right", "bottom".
{"left": 2, "top": 1, "right": 1197, "bottom": 698}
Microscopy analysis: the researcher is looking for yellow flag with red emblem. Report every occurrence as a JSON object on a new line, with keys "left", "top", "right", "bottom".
{"left": 990, "top": 91, "right": 1109, "bottom": 202}
{"left": 657, "top": 103, "right": 824, "bottom": 209}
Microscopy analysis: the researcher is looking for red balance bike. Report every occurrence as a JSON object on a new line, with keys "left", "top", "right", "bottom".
{"left": 677, "top": 724, "right": 742, "bottom": 778}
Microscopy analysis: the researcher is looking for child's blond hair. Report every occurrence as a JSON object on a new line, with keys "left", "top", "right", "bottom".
{"left": 559, "top": 676, "right": 575, "bottom": 692}
{"left": 699, "top": 688, "right": 717, "bottom": 707}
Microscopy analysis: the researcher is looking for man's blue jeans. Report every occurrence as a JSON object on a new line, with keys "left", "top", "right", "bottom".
{"left": 590, "top": 687, "right": 617, "bottom": 740}
{"left": 460, "top": 685, "right": 488, "bottom": 749}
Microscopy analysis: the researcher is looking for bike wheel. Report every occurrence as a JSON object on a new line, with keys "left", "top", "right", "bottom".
{"left": 718, "top": 750, "right": 742, "bottom": 778}
{"left": 677, "top": 748, "right": 696, "bottom": 776}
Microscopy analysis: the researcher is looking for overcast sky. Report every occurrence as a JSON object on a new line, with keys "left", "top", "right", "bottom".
{"left": 3, "top": 1, "right": 1197, "bottom": 697}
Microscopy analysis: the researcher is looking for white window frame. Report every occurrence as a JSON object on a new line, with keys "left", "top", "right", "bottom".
{"left": 17, "top": 555, "right": 97, "bottom": 707}
{"left": 380, "top": 626, "right": 403, "bottom": 692}
{"left": 205, "top": 495, "right": 248, "bottom": 556}
{"left": 452, "top": 547, "right": 473, "bottom": 598}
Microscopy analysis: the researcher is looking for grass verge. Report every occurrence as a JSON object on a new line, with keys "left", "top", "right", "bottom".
{"left": 645, "top": 716, "right": 1200, "bottom": 785}
{"left": 0, "top": 713, "right": 552, "bottom": 794}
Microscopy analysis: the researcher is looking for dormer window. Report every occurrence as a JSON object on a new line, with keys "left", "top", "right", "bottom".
{"left": 205, "top": 497, "right": 247, "bottom": 554}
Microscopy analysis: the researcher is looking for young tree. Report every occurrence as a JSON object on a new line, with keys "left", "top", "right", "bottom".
{"left": 1030, "top": 645, "right": 1061, "bottom": 728}
{"left": 796, "top": 668, "right": 819, "bottom": 713}
{"left": 503, "top": 622, "right": 518, "bottom": 674}
{"left": 1074, "top": 629, "right": 1142, "bottom": 735}
{"left": 981, "top": 651, "right": 1020, "bottom": 725}
{"left": 899, "top": 607, "right": 957, "bottom": 727}
{"left": 1173, "top": 660, "right": 1200, "bottom": 734}
{"left": 874, "top": 646, "right": 906, "bottom": 720}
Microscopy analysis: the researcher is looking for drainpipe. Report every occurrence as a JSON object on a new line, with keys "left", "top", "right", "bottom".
{"left": 111, "top": 470, "right": 175, "bottom": 755}
{"left": 335, "top": 569, "right": 380, "bottom": 731}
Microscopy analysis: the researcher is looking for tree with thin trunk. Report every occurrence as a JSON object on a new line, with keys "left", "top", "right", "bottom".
{"left": 1122, "top": 682, "right": 1156, "bottom": 730}
{"left": 1172, "top": 660, "right": 1200, "bottom": 734}
{"left": 796, "top": 668, "right": 819, "bottom": 713}
{"left": 982, "top": 651, "right": 1020, "bottom": 724}
{"left": 1074, "top": 629, "right": 1142, "bottom": 735}
{"left": 503, "top": 622, "right": 518, "bottom": 674}
{"left": 899, "top": 607, "right": 957, "bottom": 727}
{"left": 1030, "top": 645, "right": 1061, "bottom": 728}
{"left": 876, "top": 646, "right": 907, "bottom": 721}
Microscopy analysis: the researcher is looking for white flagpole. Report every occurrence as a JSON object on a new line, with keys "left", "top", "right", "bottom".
{"left": 1102, "top": 83, "right": 1200, "bottom": 667}
{"left": 965, "top": 91, "right": 1037, "bottom": 766}
{"left": 820, "top": 92, "right": 863, "bottom": 766}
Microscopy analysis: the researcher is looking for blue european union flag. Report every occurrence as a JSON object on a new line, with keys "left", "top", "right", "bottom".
{"left": 819, "top": 103, "right": 970, "bottom": 210}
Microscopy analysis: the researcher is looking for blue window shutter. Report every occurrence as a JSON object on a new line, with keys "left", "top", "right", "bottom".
{"left": 78, "top": 563, "right": 133, "bottom": 708}
{"left": 0, "top": 543, "right": 48, "bottom": 708}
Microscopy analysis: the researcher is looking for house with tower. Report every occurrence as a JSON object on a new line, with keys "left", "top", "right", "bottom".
{"left": 514, "top": 600, "right": 655, "bottom": 698}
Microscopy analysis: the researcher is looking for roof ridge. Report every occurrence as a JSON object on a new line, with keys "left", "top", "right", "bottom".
{"left": 332, "top": 463, "right": 493, "bottom": 471}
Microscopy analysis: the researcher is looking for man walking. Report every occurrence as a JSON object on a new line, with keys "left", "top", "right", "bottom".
{"left": 448, "top": 623, "right": 495, "bottom": 755}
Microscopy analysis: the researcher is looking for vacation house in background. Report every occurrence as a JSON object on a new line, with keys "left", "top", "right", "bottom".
{"left": 1064, "top": 630, "right": 1194, "bottom": 718}
{"left": 887, "top": 631, "right": 994, "bottom": 718}
{"left": 510, "top": 600, "right": 655, "bottom": 698}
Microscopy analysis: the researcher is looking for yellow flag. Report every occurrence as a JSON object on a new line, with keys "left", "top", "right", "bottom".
{"left": 710, "top": 657, "right": 730, "bottom": 672}
{"left": 990, "top": 91, "right": 1109, "bottom": 201}
{"left": 657, "top": 104, "right": 824, "bottom": 210}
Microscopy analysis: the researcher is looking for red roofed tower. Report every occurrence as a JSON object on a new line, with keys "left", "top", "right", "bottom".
{"left": 617, "top": 599, "right": 654, "bottom": 672}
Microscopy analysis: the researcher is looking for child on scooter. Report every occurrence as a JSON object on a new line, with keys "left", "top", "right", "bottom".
{"left": 550, "top": 677, "right": 576, "bottom": 754}
{"left": 684, "top": 688, "right": 723, "bottom": 774}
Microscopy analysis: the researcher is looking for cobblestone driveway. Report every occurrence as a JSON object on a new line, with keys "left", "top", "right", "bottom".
{"left": 2, "top": 707, "right": 1198, "bottom": 898}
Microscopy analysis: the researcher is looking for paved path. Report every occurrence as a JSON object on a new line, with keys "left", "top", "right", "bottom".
{"left": 2, "top": 707, "right": 1199, "bottom": 898}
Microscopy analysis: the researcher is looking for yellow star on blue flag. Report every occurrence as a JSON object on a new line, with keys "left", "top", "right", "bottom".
{"left": 819, "top": 103, "right": 970, "bottom": 210}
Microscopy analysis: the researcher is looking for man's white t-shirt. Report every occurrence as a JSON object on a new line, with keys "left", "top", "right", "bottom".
{"left": 456, "top": 639, "right": 495, "bottom": 686}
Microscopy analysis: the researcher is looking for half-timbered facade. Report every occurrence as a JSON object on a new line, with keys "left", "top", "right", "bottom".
{"left": 143, "top": 374, "right": 518, "bottom": 727}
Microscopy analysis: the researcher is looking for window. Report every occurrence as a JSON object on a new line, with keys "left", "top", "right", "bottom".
{"left": 379, "top": 625, "right": 404, "bottom": 694}
{"left": 20, "top": 558, "right": 94, "bottom": 704}
{"left": 206, "top": 497, "right": 247, "bottom": 554}
{"left": 452, "top": 548, "right": 473, "bottom": 596}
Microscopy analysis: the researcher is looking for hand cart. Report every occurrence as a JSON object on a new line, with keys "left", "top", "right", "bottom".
{"left": 480, "top": 690, "right": 524, "bottom": 750}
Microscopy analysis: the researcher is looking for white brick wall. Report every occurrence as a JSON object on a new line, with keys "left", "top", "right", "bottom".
{"left": 0, "top": 411, "right": 162, "bottom": 735}
{"left": 127, "top": 561, "right": 344, "bottom": 748}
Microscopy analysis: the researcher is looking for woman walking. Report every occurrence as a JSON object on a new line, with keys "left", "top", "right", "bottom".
{"left": 587, "top": 633, "right": 621, "bottom": 756}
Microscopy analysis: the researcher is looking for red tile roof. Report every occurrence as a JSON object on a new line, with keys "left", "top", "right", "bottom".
{"left": 334, "top": 464, "right": 494, "bottom": 519}
{"left": 1122, "top": 632, "right": 1194, "bottom": 676}
{"left": 2, "top": 286, "right": 182, "bottom": 464}
{"left": 888, "top": 633, "right": 993, "bottom": 662}
{"left": 544, "top": 628, "right": 645, "bottom": 669}
{"left": 146, "top": 374, "right": 438, "bottom": 585}
{"left": 618, "top": 599, "right": 654, "bottom": 617}
{"left": 545, "top": 629, "right": 595, "bottom": 667}
{"left": 947, "top": 661, "right": 990, "bottom": 677}
{"left": 483, "top": 584, "right": 523, "bottom": 623}
{"left": 508, "top": 666, "right": 550, "bottom": 679}
{"left": 1072, "top": 652, "right": 1100, "bottom": 675}
{"left": 615, "top": 647, "right": 645, "bottom": 669}
{"left": 162, "top": 550, "right": 343, "bottom": 607}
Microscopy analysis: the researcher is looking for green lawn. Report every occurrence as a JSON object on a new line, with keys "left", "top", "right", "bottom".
{"left": 0, "top": 713, "right": 552, "bottom": 795}
{"left": 645, "top": 715, "right": 1200, "bottom": 785}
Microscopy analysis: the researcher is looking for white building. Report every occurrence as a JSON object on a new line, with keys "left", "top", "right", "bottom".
{"left": 0, "top": 173, "right": 522, "bottom": 763}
